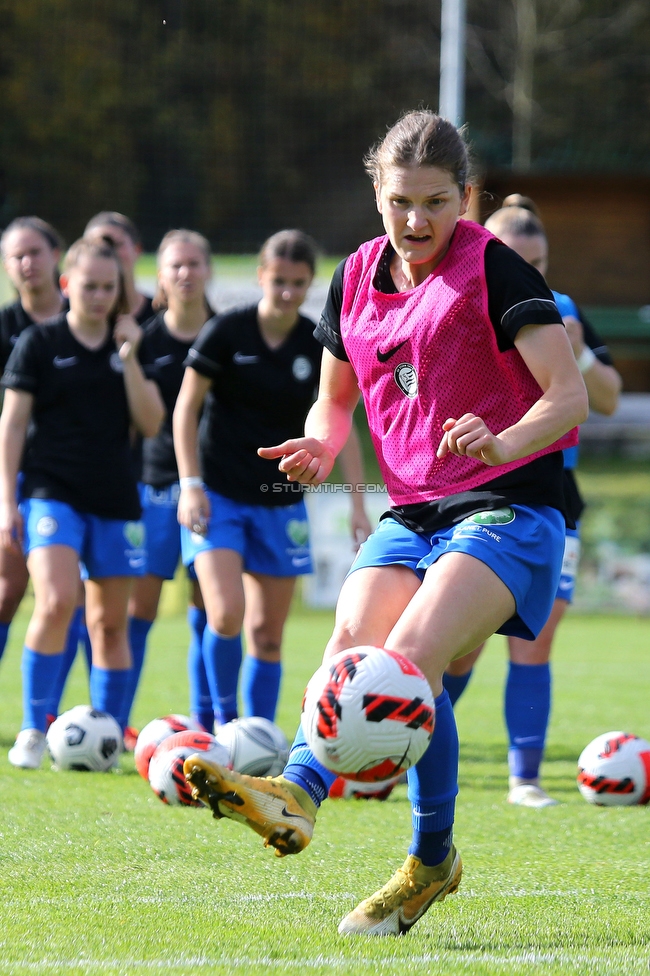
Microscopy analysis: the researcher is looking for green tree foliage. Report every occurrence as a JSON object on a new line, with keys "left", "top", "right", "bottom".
{"left": 0, "top": 0, "right": 647, "bottom": 251}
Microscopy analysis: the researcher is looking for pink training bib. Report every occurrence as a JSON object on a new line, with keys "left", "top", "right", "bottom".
{"left": 340, "top": 220, "right": 578, "bottom": 506}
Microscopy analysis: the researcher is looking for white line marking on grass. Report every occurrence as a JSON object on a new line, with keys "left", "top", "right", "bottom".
{"left": 3, "top": 951, "right": 650, "bottom": 972}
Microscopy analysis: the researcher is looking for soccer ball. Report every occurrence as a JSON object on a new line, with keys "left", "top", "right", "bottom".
{"left": 47, "top": 705, "right": 122, "bottom": 772}
{"left": 214, "top": 716, "right": 289, "bottom": 777}
{"left": 148, "top": 730, "right": 231, "bottom": 806}
{"left": 302, "top": 646, "right": 435, "bottom": 782}
{"left": 329, "top": 772, "right": 402, "bottom": 800}
{"left": 134, "top": 714, "right": 201, "bottom": 780}
{"left": 577, "top": 731, "right": 650, "bottom": 806}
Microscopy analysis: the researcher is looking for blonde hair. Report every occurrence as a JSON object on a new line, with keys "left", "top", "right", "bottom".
{"left": 484, "top": 205, "right": 546, "bottom": 239}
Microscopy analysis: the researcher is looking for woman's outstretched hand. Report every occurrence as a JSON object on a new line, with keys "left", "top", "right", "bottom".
{"left": 258, "top": 437, "right": 335, "bottom": 485}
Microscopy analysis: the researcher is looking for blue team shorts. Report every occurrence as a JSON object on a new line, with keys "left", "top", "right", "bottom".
{"left": 20, "top": 497, "right": 147, "bottom": 578}
{"left": 556, "top": 525, "right": 580, "bottom": 603}
{"left": 180, "top": 489, "right": 313, "bottom": 577}
{"left": 349, "top": 504, "right": 565, "bottom": 641}
{"left": 139, "top": 483, "right": 197, "bottom": 581}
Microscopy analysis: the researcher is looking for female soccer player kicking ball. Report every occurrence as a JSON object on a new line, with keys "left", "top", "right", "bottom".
{"left": 0, "top": 237, "right": 163, "bottom": 768}
{"left": 183, "top": 110, "right": 587, "bottom": 936}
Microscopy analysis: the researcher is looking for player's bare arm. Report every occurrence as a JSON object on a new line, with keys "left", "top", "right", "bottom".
{"left": 173, "top": 366, "right": 212, "bottom": 532}
{"left": 0, "top": 388, "right": 32, "bottom": 553}
{"left": 438, "top": 322, "right": 588, "bottom": 466}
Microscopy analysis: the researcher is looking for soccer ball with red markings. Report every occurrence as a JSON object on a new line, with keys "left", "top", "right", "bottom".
{"left": 148, "top": 730, "right": 231, "bottom": 807}
{"left": 301, "top": 646, "right": 435, "bottom": 783}
{"left": 134, "top": 714, "right": 202, "bottom": 780}
{"left": 577, "top": 731, "right": 650, "bottom": 806}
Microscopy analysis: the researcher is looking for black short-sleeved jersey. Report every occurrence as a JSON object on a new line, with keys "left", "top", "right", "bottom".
{"left": 135, "top": 295, "right": 154, "bottom": 326}
{"left": 0, "top": 298, "right": 69, "bottom": 372}
{"left": 1, "top": 314, "right": 155, "bottom": 520}
{"left": 184, "top": 305, "right": 322, "bottom": 506}
{"left": 139, "top": 311, "right": 204, "bottom": 488}
{"left": 315, "top": 237, "right": 572, "bottom": 532}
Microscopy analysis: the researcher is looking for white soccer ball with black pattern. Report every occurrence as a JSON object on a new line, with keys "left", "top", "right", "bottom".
{"left": 148, "top": 730, "right": 231, "bottom": 807}
{"left": 214, "top": 716, "right": 289, "bottom": 777}
{"left": 134, "top": 714, "right": 202, "bottom": 780}
{"left": 47, "top": 705, "right": 122, "bottom": 772}
{"left": 577, "top": 731, "right": 650, "bottom": 806}
{"left": 302, "top": 646, "right": 435, "bottom": 783}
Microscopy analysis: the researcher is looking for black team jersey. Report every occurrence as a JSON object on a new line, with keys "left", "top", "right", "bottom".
{"left": 0, "top": 298, "right": 69, "bottom": 371}
{"left": 184, "top": 305, "right": 322, "bottom": 507}
{"left": 1, "top": 313, "right": 157, "bottom": 520}
{"left": 139, "top": 310, "right": 208, "bottom": 488}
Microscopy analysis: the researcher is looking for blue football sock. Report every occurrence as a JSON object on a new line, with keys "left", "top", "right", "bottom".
{"left": 0, "top": 621, "right": 10, "bottom": 662}
{"left": 80, "top": 622, "right": 92, "bottom": 673}
{"left": 21, "top": 647, "right": 65, "bottom": 732}
{"left": 202, "top": 627, "right": 242, "bottom": 725}
{"left": 505, "top": 661, "right": 551, "bottom": 781}
{"left": 187, "top": 607, "right": 213, "bottom": 730}
{"left": 50, "top": 607, "right": 84, "bottom": 717}
{"left": 241, "top": 656, "right": 282, "bottom": 721}
{"left": 89, "top": 666, "right": 130, "bottom": 730}
{"left": 442, "top": 668, "right": 473, "bottom": 707}
{"left": 119, "top": 617, "right": 153, "bottom": 729}
{"left": 282, "top": 722, "right": 338, "bottom": 807}
{"left": 407, "top": 689, "right": 458, "bottom": 867}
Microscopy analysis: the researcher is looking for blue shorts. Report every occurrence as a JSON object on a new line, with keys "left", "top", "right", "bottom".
{"left": 21, "top": 498, "right": 147, "bottom": 578}
{"left": 556, "top": 525, "right": 580, "bottom": 603}
{"left": 181, "top": 489, "right": 313, "bottom": 577}
{"left": 349, "top": 505, "right": 565, "bottom": 641}
{"left": 139, "top": 483, "right": 197, "bottom": 581}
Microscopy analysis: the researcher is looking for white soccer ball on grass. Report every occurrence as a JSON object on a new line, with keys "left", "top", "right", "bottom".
{"left": 47, "top": 705, "right": 122, "bottom": 772}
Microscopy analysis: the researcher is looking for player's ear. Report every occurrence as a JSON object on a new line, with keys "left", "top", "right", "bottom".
{"left": 458, "top": 184, "right": 472, "bottom": 218}
{"left": 374, "top": 181, "right": 383, "bottom": 214}
{"left": 256, "top": 264, "right": 264, "bottom": 286}
{"left": 59, "top": 273, "right": 69, "bottom": 296}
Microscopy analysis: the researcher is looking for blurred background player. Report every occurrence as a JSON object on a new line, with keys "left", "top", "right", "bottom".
{"left": 183, "top": 110, "right": 587, "bottom": 937}
{"left": 0, "top": 217, "right": 69, "bottom": 669}
{"left": 0, "top": 237, "right": 163, "bottom": 768}
{"left": 84, "top": 212, "right": 154, "bottom": 325}
{"left": 443, "top": 195, "right": 621, "bottom": 808}
{"left": 174, "top": 229, "right": 371, "bottom": 730}
{"left": 122, "top": 229, "right": 214, "bottom": 741}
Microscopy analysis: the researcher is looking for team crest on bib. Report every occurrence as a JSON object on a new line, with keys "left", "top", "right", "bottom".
{"left": 470, "top": 508, "right": 515, "bottom": 525}
{"left": 394, "top": 363, "right": 418, "bottom": 399}
{"left": 36, "top": 516, "right": 58, "bottom": 538}
{"left": 109, "top": 352, "right": 124, "bottom": 373}
{"left": 292, "top": 356, "right": 312, "bottom": 381}
{"left": 123, "top": 521, "right": 146, "bottom": 548}
{"left": 286, "top": 519, "right": 309, "bottom": 547}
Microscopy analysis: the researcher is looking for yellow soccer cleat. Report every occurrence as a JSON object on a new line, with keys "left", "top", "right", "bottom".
{"left": 338, "top": 847, "right": 462, "bottom": 936}
{"left": 183, "top": 755, "right": 316, "bottom": 857}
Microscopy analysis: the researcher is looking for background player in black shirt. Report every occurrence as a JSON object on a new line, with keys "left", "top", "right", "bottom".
{"left": 444, "top": 198, "right": 621, "bottom": 808}
{"left": 123, "top": 229, "right": 214, "bottom": 738}
{"left": 174, "top": 230, "right": 370, "bottom": 729}
{"left": 84, "top": 212, "right": 154, "bottom": 325}
{"left": 0, "top": 217, "right": 68, "bottom": 669}
{"left": 0, "top": 237, "right": 164, "bottom": 768}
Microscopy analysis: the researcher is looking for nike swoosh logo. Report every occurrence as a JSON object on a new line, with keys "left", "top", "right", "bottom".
{"left": 233, "top": 352, "right": 260, "bottom": 365}
{"left": 53, "top": 355, "right": 78, "bottom": 368}
{"left": 377, "top": 340, "right": 407, "bottom": 363}
{"left": 281, "top": 805, "right": 311, "bottom": 824}
{"left": 154, "top": 354, "right": 174, "bottom": 366}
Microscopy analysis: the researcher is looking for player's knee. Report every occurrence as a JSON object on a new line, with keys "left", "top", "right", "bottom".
{"left": 34, "top": 588, "right": 77, "bottom": 629}
{"left": 206, "top": 608, "right": 243, "bottom": 638}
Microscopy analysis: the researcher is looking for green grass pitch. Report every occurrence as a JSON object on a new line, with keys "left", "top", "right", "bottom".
{"left": 0, "top": 604, "right": 649, "bottom": 975}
